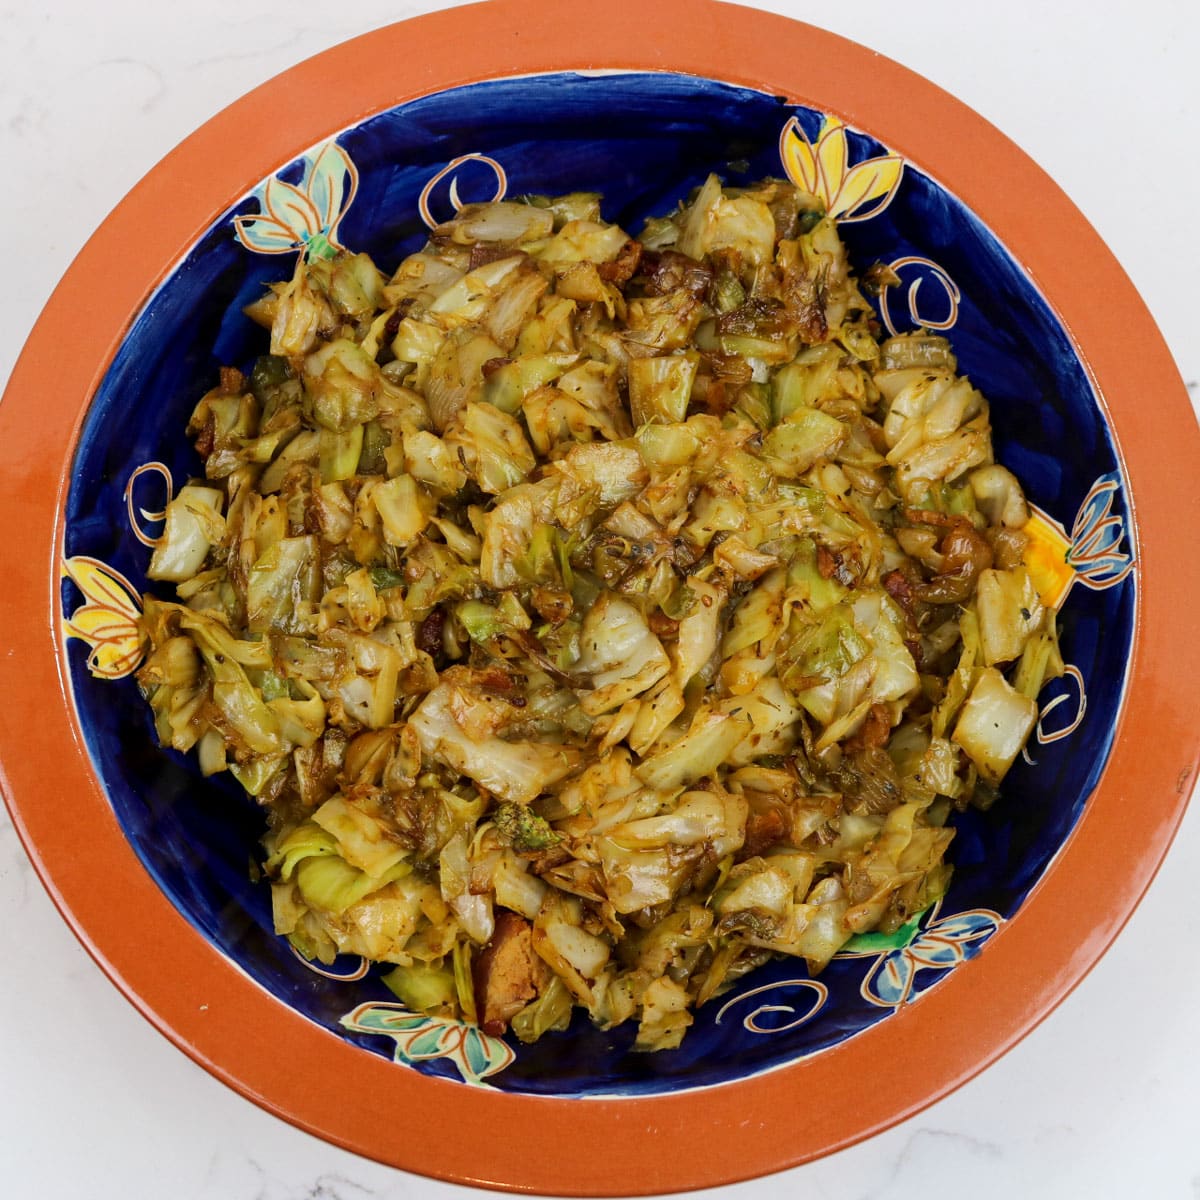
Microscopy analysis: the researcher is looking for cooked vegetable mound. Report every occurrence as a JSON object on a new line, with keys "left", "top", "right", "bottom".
{"left": 137, "top": 177, "right": 1062, "bottom": 1051}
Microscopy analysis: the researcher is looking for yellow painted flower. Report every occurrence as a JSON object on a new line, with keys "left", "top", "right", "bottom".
{"left": 1024, "top": 473, "right": 1134, "bottom": 612}
{"left": 1022, "top": 509, "right": 1076, "bottom": 612}
{"left": 779, "top": 115, "right": 904, "bottom": 223}
{"left": 61, "top": 556, "right": 146, "bottom": 680}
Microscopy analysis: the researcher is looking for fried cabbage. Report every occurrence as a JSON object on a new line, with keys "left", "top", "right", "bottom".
{"left": 137, "top": 174, "right": 1058, "bottom": 1051}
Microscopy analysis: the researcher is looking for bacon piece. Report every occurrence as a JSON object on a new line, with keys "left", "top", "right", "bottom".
{"left": 597, "top": 238, "right": 643, "bottom": 286}
{"left": 742, "top": 809, "right": 788, "bottom": 859}
{"left": 648, "top": 612, "right": 680, "bottom": 641}
{"left": 844, "top": 702, "right": 893, "bottom": 753}
{"left": 382, "top": 308, "right": 404, "bottom": 344}
{"left": 902, "top": 507, "right": 963, "bottom": 529}
{"left": 817, "top": 544, "right": 858, "bottom": 587}
{"left": 416, "top": 608, "right": 446, "bottom": 656}
{"left": 468, "top": 243, "right": 523, "bottom": 271}
{"left": 469, "top": 664, "right": 523, "bottom": 692}
{"left": 882, "top": 569, "right": 915, "bottom": 612}
{"left": 481, "top": 356, "right": 512, "bottom": 379}
{"left": 472, "top": 911, "right": 551, "bottom": 1036}
{"left": 219, "top": 366, "right": 246, "bottom": 396}
{"left": 192, "top": 411, "right": 216, "bottom": 460}
{"left": 904, "top": 638, "right": 925, "bottom": 671}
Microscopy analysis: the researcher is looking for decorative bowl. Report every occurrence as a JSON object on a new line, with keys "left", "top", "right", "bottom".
{"left": 1, "top": 0, "right": 1197, "bottom": 1191}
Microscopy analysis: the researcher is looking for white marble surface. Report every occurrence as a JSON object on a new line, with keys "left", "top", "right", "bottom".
{"left": 1, "top": 2, "right": 1198, "bottom": 1196}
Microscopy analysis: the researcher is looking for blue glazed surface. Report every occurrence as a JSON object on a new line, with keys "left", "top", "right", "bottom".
{"left": 62, "top": 71, "right": 1135, "bottom": 1097}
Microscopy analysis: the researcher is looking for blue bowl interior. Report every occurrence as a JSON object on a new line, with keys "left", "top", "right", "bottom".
{"left": 63, "top": 72, "right": 1135, "bottom": 1096}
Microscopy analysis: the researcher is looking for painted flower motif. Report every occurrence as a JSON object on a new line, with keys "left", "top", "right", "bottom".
{"left": 1007, "top": 471, "right": 1133, "bottom": 760}
{"left": 234, "top": 141, "right": 359, "bottom": 261}
{"left": 839, "top": 903, "right": 1002, "bottom": 1008}
{"left": 877, "top": 256, "right": 961, "bottom": 337}
{"left": 418, "top": 152, "right": 509, "bottom": 229}
{"left": 1024, "top": 471, "right": 1134, "bottom": 612}
{"left": 1021, "top": 663, "right": 1088, "bottom": 766}
{"left": 61, "top": 556, "right": 146, "bottom": 680}
{"left": 779, "top": 115, "right": 904, "bottom": 222}
{"left": 124, "top": 460, "right": 174, "bottom": 547}
{"left": 714, "top": 978, "right": 828, "bottom": 1034}
{"left": 341, "top": 1001, "right": 515, "bottom": 1086}
{"left": 291, "top": 945, "right": 369, "bottom": 982}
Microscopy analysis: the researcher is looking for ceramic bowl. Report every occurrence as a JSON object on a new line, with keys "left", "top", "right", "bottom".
{"left": 2, "top": 0, "right": 1197, "bottom": 1192}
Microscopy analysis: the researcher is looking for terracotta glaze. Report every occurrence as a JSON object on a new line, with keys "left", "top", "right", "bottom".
{"left": 0, "top": 0, "right": 1197, "bottom": 1192}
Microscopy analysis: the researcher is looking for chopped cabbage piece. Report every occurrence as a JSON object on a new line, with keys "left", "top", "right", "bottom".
{"left": 410, "top": 679, "right": 582, "bottom": 805}
{"left": 952, "top": 666, "right": 1038, "bottom": 784}
{"left": 146, "top": 486, "right": 225, "bottom": 582}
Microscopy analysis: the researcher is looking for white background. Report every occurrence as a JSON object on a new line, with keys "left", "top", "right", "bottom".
{"left": 1, "top": 2, "right": 1198, "bottom": 1197}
